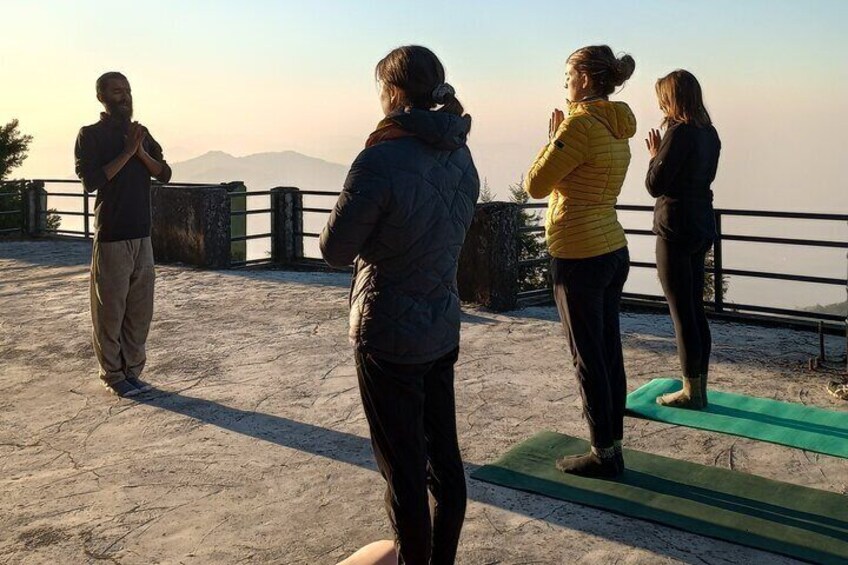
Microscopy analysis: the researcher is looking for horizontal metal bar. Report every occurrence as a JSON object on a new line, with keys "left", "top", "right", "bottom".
{"left": 229, "top": 258, "right": 274, "bottom": 267}
{"left": 45, "top": 229, "right": 87, "bottom": 236}
{"left": 715, "top": 209, "right": 848, "bottom": 222}
{"left": 615, "top": 205, "right": 654, "bottom": 212}
{"left": 159, "top": 182, "right": 229, "bottom": 187}
{"left": 622, "top": 292, "right": 666, "bottom": 302}
{"left": 230, "top": 209, "right": 272, "bottom": 216}
{"left": 517, "top": 202, "right": 848, "bottom": 222}
{"left": 719, "top": 268, "right": 845, "bottom": 286}
{"left": 721, "top": 234, "right": 847, "bottom": 249}
{"left": 46, "top": 192, "right": 86, "bottom": 197}
{"left": 299, "top": 190, "right": 341, "bottom": 196}
{"left": 516, "top": 288, "right": 552, "bottom": 298}
{"left": 719, "top": 302, "right": 845, "bottom": 322}
{"left": 29, "top": 179, "right": 81, "bottom": 184}
{"left": 228, "top": 191, "right": 275, "bottom": 197}
{"left": 292, "top": 232, "right": 321, "bottom": 238}
{"left": 296, "top": 207, "right": 334, "bottom": 214}
{"left": 0, "top": 209, "right": 22, "bottom": 215}
{"left": 39, "top": 210, "right": 88, "bottom": 217}
{"left": 623, "top": 229, "right": 655, "bottom": 236}
{"left": 230, "top": 233, "right": 272, "bottom": 242}
{"left": 630, "top": 261, "right": 658, "bottom": 269}
{"left": 0, "top": 227, "right": 22, "bottom": 234}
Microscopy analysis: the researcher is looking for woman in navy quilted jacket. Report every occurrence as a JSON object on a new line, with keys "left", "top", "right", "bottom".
{"left": 321, "top": 45, "right": 480, "bottom": 565}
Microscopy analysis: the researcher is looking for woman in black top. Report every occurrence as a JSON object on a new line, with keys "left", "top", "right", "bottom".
{"left": 645, "top": 70, "right": 721, "bottom": 409}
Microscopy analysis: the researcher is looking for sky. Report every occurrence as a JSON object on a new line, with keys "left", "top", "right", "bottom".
{"left": 2, "top": 0, "right": 846, "bottom": 307}
{"left": 2, "top": 0, "right": 846, "bottom": 211}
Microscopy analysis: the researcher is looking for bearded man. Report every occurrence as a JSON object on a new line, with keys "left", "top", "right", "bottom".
{"left": 74, "top": 72, "right": 171, "bottom": 397}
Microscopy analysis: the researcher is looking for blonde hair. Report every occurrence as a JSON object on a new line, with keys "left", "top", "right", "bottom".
{"left": 656, "top": 70, "right": 712, "bottom": 128}
{"left": 567, "top": 45, "right": 635, "bottom": 97}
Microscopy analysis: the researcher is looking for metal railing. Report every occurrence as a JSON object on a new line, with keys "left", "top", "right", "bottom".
{"left": 516, "top": 203, "right": 848, "bottom": 328}
{"left": 0, "top": 181, "right": 26, "bottom": 235}
{"left": 228, "top": 189, "right": 275, "bottom": 268}
{"left": 0, "top": 179, "right": 235, "bottom": 240}
{"left": 293, "top": 189, "right": 340, "bottom": 266}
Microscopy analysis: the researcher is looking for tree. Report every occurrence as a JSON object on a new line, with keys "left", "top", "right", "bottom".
{"left": 479, "top": 177, "right": 495, "bottom": 203}
{"left": 0, "top": 119, "right": 32, "bottom": 181}
{"left": 0, "top": 120, "right": 33, "bottom": 233}
{"left": 508, "top": 176, "right": 549, "bottom": 292}
{"left": 0, "top": 120, "right": 59, "bottom": 235}
{"left": 703, "top": 247, "right": 729, "bottom": 303}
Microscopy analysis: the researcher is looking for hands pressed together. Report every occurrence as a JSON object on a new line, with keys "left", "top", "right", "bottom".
{"left": 124, "top": 122, "right": 149, "bottom": 158}
{"left": 549, "top": 108, "right": 565, "bottom": 140}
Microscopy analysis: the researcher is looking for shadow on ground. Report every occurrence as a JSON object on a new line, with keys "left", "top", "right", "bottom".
{"left": 137, "top": 388, "right": 782, "bottom": 565}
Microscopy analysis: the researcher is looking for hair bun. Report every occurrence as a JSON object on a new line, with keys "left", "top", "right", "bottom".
{"left": 431, "top": 82, "right": 455, "bottom": 104}
{"left": 614, "top": 55, "right": 636, "bottom": 85}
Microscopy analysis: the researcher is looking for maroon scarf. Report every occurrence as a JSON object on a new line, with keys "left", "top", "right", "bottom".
{"left": 365, "top": 117, "right": 414, "bottom": 148}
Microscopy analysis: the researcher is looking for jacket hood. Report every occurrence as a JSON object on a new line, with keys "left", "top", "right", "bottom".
{"left": 390, "top": 108, "right": 471, "bottom": 150}
{"left": 571, "top": 100, "right": 636, "bottom": 140}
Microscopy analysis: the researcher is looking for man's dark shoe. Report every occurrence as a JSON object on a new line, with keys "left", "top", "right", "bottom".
{"left": 103, "top": 379, "right": 141, "bottom": 398}
{"left": 125, "top": 375, "right": 153, "bottom": 393}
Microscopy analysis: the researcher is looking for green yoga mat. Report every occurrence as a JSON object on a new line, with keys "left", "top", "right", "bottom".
{"left": 471, "top": 431, "right": 848, "bottom": 564}
{"left": 626, "top": 378, "right": 848, "bottom": 458}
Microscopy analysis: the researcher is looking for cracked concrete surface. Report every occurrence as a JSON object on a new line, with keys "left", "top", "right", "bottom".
{"left": 1, "top": 239, "right": 846, "bottom": 565}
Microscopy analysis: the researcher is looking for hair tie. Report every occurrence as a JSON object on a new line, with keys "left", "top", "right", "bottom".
{"left": 431, "top": 83, "right": 455, "bottom": 104}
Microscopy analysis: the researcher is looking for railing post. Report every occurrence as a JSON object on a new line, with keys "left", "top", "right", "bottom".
{"left": 713, "top": 211, "right": 724, "bottom": 312}
{"left": 24, "top": 180, "right": 47, "bottom": 236}
{"left": 457, "top": 201, "right": 520, "bottom": 311}
{"left": 271, "top": 187, "right": 303, "bottom": 265}
{"left": 224, "top": 181, "right": 247, "bottom": 265}
{"left": 150, "top": 183, "right": 231, "bottom": 268}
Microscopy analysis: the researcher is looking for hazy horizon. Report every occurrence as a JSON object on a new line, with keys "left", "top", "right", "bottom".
{"left": 3, "top": 0, "right": 846, "bottom": 312}
{"left": 3, "top": 0, "right": 847, "bottom": 211}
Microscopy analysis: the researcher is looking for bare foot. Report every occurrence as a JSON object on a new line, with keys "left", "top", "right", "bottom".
{"left": 337, "top": 540, "right": 397, "bottom": 565}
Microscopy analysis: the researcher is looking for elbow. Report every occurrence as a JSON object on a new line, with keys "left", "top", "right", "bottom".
{"left": 81, "top": 171, "right": 107, "bottom": 193}
{"left": 645, "top": 177, "right": 662, "bottom": 198}
{"left": 321, "top": 249, "right": 352, "bottom": 269}
{"left": 156, "top": 164, "right": 172, "bottom": 184}
{"left": 524, "top": 177, "right": 548, "bottom": 200}
{"left": 319, "top": 235, "right": 352, "bottom": 268}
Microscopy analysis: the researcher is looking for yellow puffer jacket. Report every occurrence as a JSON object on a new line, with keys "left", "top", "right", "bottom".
{"left": 525, "top": 100, "right": 637, "bottom": 259}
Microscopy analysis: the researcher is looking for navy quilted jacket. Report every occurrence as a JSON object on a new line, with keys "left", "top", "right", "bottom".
{"left": 320, "top": 108, "right": 480, "bottom": 363}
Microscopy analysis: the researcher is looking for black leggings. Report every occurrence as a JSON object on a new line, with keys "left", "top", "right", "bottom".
{"left": 552, "top": 247, "right": 630, "bottom": 448}
{"left": 355, "top": 347, "right": 466, "bottom": 565}
{"left": 655, "top": 238, "right": 713, "bottom": 379}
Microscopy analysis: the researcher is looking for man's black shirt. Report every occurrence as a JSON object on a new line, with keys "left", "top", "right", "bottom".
{"left": 74, "top": 113, "right": 172, "bottom": 242}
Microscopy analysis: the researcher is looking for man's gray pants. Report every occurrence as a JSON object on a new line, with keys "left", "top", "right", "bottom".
{"left": 90, "top": 237, "right": 155, "bottom": 385}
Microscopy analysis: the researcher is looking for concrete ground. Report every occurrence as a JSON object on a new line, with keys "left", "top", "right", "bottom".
{"left": 1, "top": 239, "right": 846, "bottom": 565}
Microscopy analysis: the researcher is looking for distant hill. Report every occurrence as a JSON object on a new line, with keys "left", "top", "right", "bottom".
{"left": 170, "top": 150, "right": 348, "bottom": 192}
{"left": 806, "top": 300, "right": 847, "bottom": 317}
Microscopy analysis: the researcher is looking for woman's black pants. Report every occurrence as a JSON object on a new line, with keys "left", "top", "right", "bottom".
{"left": 355, "top": 347, "right": 466, "bottom": 565}
{"left": 552, "top": 247, "right": 630, "bottom": 448}
{"left": 655, "top": 237, "right": 713, "bottom": 380}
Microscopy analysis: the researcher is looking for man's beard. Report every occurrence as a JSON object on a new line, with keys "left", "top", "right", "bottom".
{"left": 106, "top": 100, "right": 133, "bottom": 121}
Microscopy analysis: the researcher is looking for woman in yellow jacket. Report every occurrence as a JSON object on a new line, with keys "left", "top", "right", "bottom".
{"left": 525, "top": 45, "right": 636, "bottom": 478}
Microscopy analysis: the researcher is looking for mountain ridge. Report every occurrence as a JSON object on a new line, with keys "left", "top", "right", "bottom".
{"left": 170, "top": 150, "right": 348, "bottom": 191}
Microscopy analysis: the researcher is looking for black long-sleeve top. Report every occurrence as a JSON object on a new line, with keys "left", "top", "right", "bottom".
{"left": 646, "top": 122, "right": 721, "bottom": 242}
{"left": 74, "top": 113, "right": 171, "bottom": 242}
